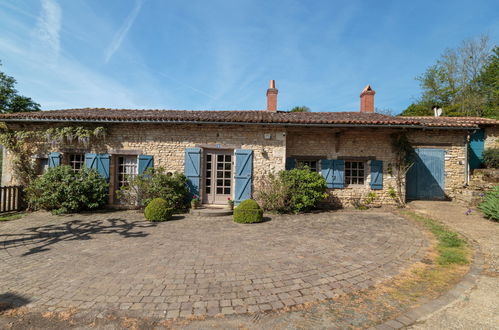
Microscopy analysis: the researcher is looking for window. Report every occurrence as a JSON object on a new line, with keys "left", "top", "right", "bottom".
{"left": 117, "top": 156, "right": 138, "bottom": 188}
{"left": 345, "top": 161, "right": 365, "bottom": 185}
{"left": 296, "top": 160, "right": 318, "bottom": 172}
{"left": 68, "top": 153, "right": 85, "bottom": 172}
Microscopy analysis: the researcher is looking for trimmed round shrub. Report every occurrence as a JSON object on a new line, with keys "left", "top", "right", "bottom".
{"left": 144, "top": 198, "right": 174, "bottom": 222}
{"left": 233, "top": 199, "right": 264, "bottom": 224}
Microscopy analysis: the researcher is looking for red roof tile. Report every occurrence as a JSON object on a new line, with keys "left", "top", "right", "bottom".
{"left": 0, "top": 108, "right": 497, "bottom": 128}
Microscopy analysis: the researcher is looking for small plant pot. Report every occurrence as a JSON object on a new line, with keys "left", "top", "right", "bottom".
{"left": 191, "top": 201, "right": 199, "bottom": 209}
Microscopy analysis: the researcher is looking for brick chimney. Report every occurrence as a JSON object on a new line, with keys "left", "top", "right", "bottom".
{"left": 266, "top": 80, "right": 278, "bottom": 112}
{"left": 360, "top": 85, "right": 375, "bottom": 113}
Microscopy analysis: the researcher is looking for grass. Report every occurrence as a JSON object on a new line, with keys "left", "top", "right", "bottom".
{"left": 0, "top": 212, "right": 24, "bottom": 221}
{"left": 401, "top": 210, "right": 468, "bottom": 265}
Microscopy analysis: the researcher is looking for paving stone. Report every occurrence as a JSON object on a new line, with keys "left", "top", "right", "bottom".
{"left": 0, "top": 210, "right": 427, "bottom": 320}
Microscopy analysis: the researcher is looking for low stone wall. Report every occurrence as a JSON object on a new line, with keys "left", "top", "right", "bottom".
{"left": 455, "top": 168, "right": 499, "bottom": 206}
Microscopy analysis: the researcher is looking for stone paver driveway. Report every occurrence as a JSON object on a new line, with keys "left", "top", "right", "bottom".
{"left": 0, "top": 210, "right": 428, "bottom": 319}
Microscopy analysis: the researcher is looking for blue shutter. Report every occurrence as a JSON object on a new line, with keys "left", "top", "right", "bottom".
{"left": 48, "top": 152, "right": 61, "bottom": 168}
{"left": 332, "top": 159, "right": 345, "bottom": 189}
{"left": 184, "top": 148, "right": 201, "bottom": 197}
{"left": 85, "top": 153, "right": 110, "bottom": 182}
{"left": 138, "top": 155, "right": 154, "bottom": 174}
{"left": 285, "top": 157, "right": 296, "bottom": 170}
{"left": 234, "top": 149, "right": 253, "bottom": 205}
{"left": 320, "top": 159, "right": 334, "bottom": 188}
{"left": 370, "top": 160, "right": 383, "bottom": 190}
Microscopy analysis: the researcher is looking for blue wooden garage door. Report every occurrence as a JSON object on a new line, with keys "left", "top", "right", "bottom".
{"left": 406, "top": 148, "right": 445, "bottom": 200}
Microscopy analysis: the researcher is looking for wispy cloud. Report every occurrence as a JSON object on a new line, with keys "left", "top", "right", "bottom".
{"left": 33, "top": 0, "right": 61, "bottom": 61}
{"left": 104, "top": 0, "right": 144, "bottom": 63}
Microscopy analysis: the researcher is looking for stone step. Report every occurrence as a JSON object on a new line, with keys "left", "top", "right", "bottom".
{"left": 190, "top": 207, "right": 233, "bottom": 217}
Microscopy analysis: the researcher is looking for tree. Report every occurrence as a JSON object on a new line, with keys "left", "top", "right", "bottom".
{"left": 0, "top": 61, "right": 40, "bottom": 114}
{"left": 477, "top": 46, "right": 499, "bottom": 118}
{"left": 290, "top": 106, "right": 310, "bottom": 112}
{"left": 400, "top": 34, "right": 496, "bottom": 117}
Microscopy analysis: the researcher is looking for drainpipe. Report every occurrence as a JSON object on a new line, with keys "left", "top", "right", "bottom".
{"left": 464, "top": 132, "right": 470, "bottom": 186}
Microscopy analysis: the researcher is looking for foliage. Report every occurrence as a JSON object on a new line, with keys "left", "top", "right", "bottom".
{"left": 479, "top": 186, "right": 499, "bottom": 222}
{"left": 280, "top": 169, "right": 328, "bottom": 213}
{"left": 351, "top": 192, "right": 378, "bottom": 210}
{"left": 400, "top": 34, "right": 497, "bottom": 118}
{"left": 289, "top": 106, "right": 310, "bottom": 112}
{"left": 482, "top": 148, "right": 499, "bottom": 168}
{"left": 144, "top": 198, "right": 174, "bottom": 222}
{"left": 256, "top": 169, "right": 327, "bottom": 213}
{"left": 117, "top": 167, "right": 189, "bottom": 210}
{"left": 233, "top": 199, "right": 264, "bottom": 223}
{"left": 0, "top": 125, "right": 106, "bottom": 186}
{"left": 254, "top": 173, "right": 290, "bottom": 212}
{"left": 390, "top": 133, "right": 415, "bottom": 206}
{"left": 403, "top": 211, "right": 468, "bottom": 265}
{"left": 26, "top": 165, "right": 108, "bottom": 214}
{"left": 0, "top": 212, "right": 24, "bottom": 221}
{"left": 0, "top": 61, "right": 40, "bottom": 113}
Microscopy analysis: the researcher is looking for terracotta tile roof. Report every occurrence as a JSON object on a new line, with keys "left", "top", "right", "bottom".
{"left": 0, "top": 108, "right": 497, "bottom": 128}
{"left": 403, "top": 116, "right": 499, "bottom": 127}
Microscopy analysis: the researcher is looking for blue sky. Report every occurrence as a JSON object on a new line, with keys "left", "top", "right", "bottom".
{"left": 0, "top": 0, "right": 498, "bottom": 113}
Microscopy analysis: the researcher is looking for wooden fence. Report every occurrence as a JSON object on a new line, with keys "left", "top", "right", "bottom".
{"left": 0, "top": 186, "right": 24, "bottom": 213}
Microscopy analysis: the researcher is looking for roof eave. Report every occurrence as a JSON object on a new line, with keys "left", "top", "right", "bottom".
{"left": 0, "top": 117, "right": 476, "bottom": 129}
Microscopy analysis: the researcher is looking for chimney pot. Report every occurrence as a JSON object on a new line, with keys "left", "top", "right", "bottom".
{"left": 360, "top": 85, "right": 375, "bottom": 113}
{"left": 266, "top": 80, "right": 278, "bottom": 112}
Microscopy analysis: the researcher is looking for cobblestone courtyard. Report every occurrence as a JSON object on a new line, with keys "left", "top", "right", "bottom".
{"left": 0, "top": 210, "right": 428, "bottom": 320}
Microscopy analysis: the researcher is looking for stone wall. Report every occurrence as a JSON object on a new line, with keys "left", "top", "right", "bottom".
{"left": 286, "top": 127, "right": 468, "bottom": 207}
{"left": 1, "top": 123, "right": 287, "bottom": 204}
{"left": 406, "top": 129, "right": 467, "bottom": 199}
{"left": 1, "top": 122, "right": 470, "bottom": 207}
{"left": 286, "top": 127, "right": 400, "bottom": 207}
{"left": 485, "top": 126, "right": 499, "bottom": 150}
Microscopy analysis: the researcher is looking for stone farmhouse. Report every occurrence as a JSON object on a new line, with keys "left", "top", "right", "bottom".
{"left": 0, "top": 81, "right": 497, "bottom": 207}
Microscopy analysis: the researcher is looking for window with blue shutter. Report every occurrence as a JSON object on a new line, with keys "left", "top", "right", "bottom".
{"left": 234, "top": 149, "right": 253, "bottom": 205}
{"left": 332, "top": 159, "right": 345, "bottom": 189}
{"left": 285, "top": 157, "right": 296, "bottom": 170}
{"left": 138, "top": 155, "right": 154, "bottom": 175}
{"left": 184, "top": 148, "right": 201, "bottom": 197}
{"left": 370, "top": 160, "right": 383, "bottom": 190}
{"left": 320, "top": 159, "right": 334, "bottom": 188}
{"left": 48, "top": 152, "right": 61, "bottom": 168}
{"left": 85, "top": 153, "right": 110, "bottom": 182}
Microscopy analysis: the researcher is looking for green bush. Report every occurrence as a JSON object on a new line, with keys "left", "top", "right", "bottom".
{"left": 233, "top": 199, "right": 264, "bottom": 223}
{"left": 279, "top": 169, "right": 328, "bottom": 213}
{"left": 144, "top": 198, "right": 174, "bottom": 222}
{"left": 117, "top": 167, "right": 189, "bottom": 211}
{"left": 479, "top": 185, "right": 499, "bottom": 222}
{"left": 27, "top": 165, "right": 108, "bottom": 214}
{"left": 255, "top": 168, "right": 327, "bottom": 213}
{"left": 482, "top": 148, "right": 499, "bottom": 168}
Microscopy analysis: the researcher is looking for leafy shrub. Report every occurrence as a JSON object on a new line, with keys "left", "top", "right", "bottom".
{"left": 117, "top": 167, "right": 189, "bottom": 211}
{"left": 479, "top": 185, "right": 499, "bottom": 222}
{"left": 279, "top": 169, "right": 328, "bottom": 213}
{"left": 482, "top": 148, "right": 499, "bottom": 168}
{"left": 233, "top": 199, "right": 264, "bottom": 223}
{"left": 254, "top": 173, "right": 290, "bottom": 212}
{"left": 144, "top": 198, "right": 174, "bottom": 222}
{"left": 27, "top": 165, "right": 108, "bottom": 214}
{"left": 255, "top": 169, "right": 327, "bottom": 213}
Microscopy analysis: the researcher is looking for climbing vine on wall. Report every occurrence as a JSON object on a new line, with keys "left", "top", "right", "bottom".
{"left": 390, "top": 132, "right": 415, "bottom": 206}
{"left": 0, "top": 123, "right": 106, "bottom": 186}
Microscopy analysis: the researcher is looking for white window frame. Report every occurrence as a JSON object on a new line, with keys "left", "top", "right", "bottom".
{"left": 344, "top": 160, "right": 366, "bottom": 185}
